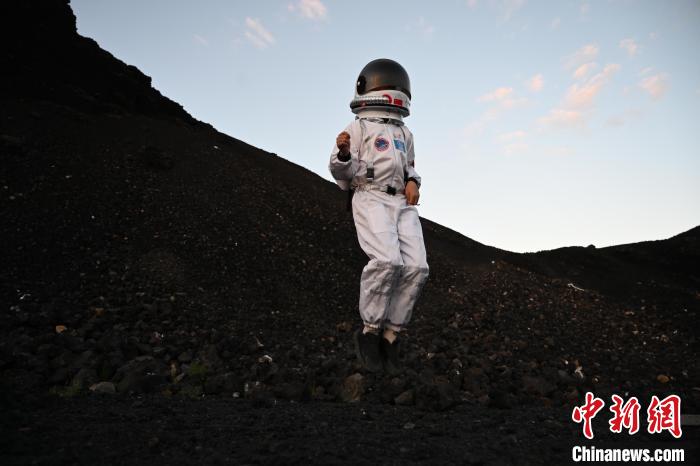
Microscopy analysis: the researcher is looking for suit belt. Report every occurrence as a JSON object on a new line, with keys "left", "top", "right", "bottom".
{"left": 352, "top": 183, "right": 404, "bottom": 196}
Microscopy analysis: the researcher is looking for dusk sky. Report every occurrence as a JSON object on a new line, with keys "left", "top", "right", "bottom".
{"left": 72, "top": 0, "right": 699, "bottom": 252}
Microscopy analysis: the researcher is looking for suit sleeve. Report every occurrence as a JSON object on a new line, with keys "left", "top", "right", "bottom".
{"left": 328, "top": 121, "right": 360, "bottom": 190}
{"left": 404, "top": 127, "right": 421, "bottom": 188}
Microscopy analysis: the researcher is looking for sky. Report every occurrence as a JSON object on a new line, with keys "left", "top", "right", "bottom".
{"left": 71, "top": 0, "right": 700, "bottom": 252}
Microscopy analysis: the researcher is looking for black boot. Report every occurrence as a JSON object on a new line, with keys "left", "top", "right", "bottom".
{"left": 380, "top": 336, "right": 402, "bottom": 375}
{"left": 353, "top": 329, "right": 383, "bottom": 373}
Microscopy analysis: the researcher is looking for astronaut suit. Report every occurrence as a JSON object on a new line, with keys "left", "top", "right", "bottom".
{"left": 328, "top": 59, "right": 429, "bottom": 373}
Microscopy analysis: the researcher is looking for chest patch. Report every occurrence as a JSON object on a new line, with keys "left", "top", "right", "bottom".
{"left": 374, "top": 137, "right": 390, "bottom": 152}
{"left": 393, "top": 139, "right": 406, "bottom": 152}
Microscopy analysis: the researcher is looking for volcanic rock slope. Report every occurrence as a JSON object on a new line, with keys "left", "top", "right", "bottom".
{"left": 1, "top": 0, "right": 698, "bottom": 420}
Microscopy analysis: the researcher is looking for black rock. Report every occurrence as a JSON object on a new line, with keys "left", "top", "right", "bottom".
{"left": 178, "top": 350, "right": 193, "bottom": 363}
{"left": 204, "top": 372, "right": 243, "bottom": 395}
{"left": 113, "top": 356, "right": 168, "bottom": 393}
{"left": 415, "top": 381, "right": 458, "bottom": 412}
{"left": 521, "top": 375, "right": 556, "bottom": 397}
{"left": 273, "top": 382, "right": 310, "bottom": 402}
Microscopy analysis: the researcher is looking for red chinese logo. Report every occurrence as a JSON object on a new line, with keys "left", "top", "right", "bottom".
{"left": 572, "top": 392, "right": 683, "bottom": 439}
{"left": 609, "top": 394, "right": 641, "bottom": 434}
{"left": 572, "top": 392, "right": 606, "bottom": 439}
{"left": 647, "top": 395, "right": 682, "bottom": 438}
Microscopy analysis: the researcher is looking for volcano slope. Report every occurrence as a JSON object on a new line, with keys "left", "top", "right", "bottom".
{"left": 1, "top": 1, "right": 699, "bottom": 464}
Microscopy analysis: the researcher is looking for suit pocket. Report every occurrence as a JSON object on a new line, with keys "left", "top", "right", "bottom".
{"left": 398, "top": 206, "right": 423, "bottom": 238}
{"left": 366, "top": 203, "right": 394, "bottom": 234}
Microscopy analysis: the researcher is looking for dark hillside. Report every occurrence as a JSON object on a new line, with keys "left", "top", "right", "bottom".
{"left": 506, "top": 225, "right": 700, "bottom": 313}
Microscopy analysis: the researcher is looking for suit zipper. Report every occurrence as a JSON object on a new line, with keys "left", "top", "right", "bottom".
{"left": 386, "top": 123, "right": 399, "bottom": 187}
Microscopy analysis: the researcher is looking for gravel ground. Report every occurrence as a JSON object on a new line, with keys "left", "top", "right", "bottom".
{"left": 2, "top": 391, "right": 698, "bottom": 465}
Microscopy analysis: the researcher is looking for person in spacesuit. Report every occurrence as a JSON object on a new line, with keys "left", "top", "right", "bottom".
{"left": 328, "top": 58, "right": 429, "bottom": 374}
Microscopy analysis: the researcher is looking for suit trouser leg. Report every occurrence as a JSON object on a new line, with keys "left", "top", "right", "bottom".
{"left": 351, "top": 191, "right": 428, "bottom": 331}
{"left": 384, "top": 203, "right": 429, "bottom": 331}
{"left": 351, "top": 191, "right": 403, "bottom": 329}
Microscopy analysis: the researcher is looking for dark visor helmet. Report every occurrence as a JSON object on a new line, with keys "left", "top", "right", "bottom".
{"left": 350, "top": 58, "right": 411, "bottom": 117}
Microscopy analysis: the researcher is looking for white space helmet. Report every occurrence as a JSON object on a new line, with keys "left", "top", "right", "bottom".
{"left": 350, "top": 58, "right": 411, "bottom": 117}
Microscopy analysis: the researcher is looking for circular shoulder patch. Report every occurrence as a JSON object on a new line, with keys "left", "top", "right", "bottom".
{"left": 374, "top": 137, "right": 390, "bottom": 152}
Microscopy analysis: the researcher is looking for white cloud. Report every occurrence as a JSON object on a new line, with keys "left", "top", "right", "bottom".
{"left": 551, "top": 17, "right": 561, "bottom": 29}
{"left": 406, "top": 16, "right": 435, "bottom": 38}
{"left": 504, "top": 142, "right": 529, "bottom": 155}
{"left": 497, "top": 131, "right": 528, "bottom": 155}
{"left": 501, "top": 0, "right": 526, "bottom": 21}
{"left": 193, "top": 34, "right": 209, "bottom": 47}
{"left": 499, "top": 130, "right": 527, "bottom": 141}
{"left": 465, "top": 84, "right": 528, "bottom": 140}
{"left": 477, "top": 87, "right": 528, "bottom": 113}
{"left": 467, "top": 0, "right": 478, "bottom": 8}
{"left": 538, "top": 109, "right": 584, "bottom": 128}
{"left": 478, "top": 87, "right": 514, "bottom": 102}
{"left": 539, "top": 62, "right": 620, "bottom": 129}
{"left": 289, "top": 0, "right": 327, "bottom": 21}
{"left": 605, "top": 116, "right": 625, "bottom": 127}
{"left": 417, "top": 16, "right": 435, "bottom": 37}
{"left": 469, "top": 86, "right": 527, "bottom": 134}
{"left": 619, "top": 38, "right": 639, "bottom": 57}
{"left": 542, "top": 145, "right": 575, "bottom": 156}
{"left": 527, "top": 74, "right": 544, "bottom": 92}
{"left": 605, "top": 108, "right": 642, "bottom": 127}
{"left": 566, "top": 44, "right": 599, "bottom": 69}
{"left": 573, "top": 62, "right": 597, "bottom": 80}
{"left": 564, "top": 64, "right": 620, "bottom": 109}
{"left": 639, "top": 73, "right": 669, "bottom": 100}
{"left": 244, "top": 17, "right": 275, "bottom": 49}
{"left": 580, "top": 3, "right": 590, "bottom": 16}
{"left": 463, "top": 119, "right": 487, "bottom": 139}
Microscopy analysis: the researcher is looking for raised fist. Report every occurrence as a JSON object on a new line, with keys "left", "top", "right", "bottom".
{"left": 336, "top": 131, "right": 351, "bottom": 155}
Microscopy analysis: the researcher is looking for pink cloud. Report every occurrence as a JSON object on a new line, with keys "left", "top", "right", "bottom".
{"left": 573, "top": 62, "right": 597, "bottom": 80}
{"left": 566, "top": 44, "right": 599, "bottom": 69}
{"left": 619, "top": 38, "right": 639, "bottom": 57}
{"left": 639, "top": 73, "right": 669, "bottom": 100}
{"left": 538, "top": 109, "right": 584, "bottom": 128}
{"left": 564, "top": 64, "right": 620, "bottom": 109}
{"left": 290, "top": 0, "right": 327, "bottom": 20}
{"left": 477, "top": 87, "right": 514, "bottom": 102}
{"left": 527, "top": 74, "right": 544, "bottom": 92}
{"left": 244, "top": 17, "right": 275, "bottom": 49}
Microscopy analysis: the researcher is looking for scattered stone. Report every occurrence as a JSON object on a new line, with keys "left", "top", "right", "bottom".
{"left": 394, "top": 390, "right": 415, "bottom": 406}
{"left": 489, "top": 390, "right": 514, "bottom": 410}
{"left": 336, "top": 321, "right": 353, "bottom": 333}
{"left": 274, "top": 382, "right": 309, "bottom": 402}
{"left": 70, "top": 367, "right": 98, "bottom": 390}
{"left": 178, "top": 350, "right": 193, "bottom": 363}
{"left": 204, "top": 372, "right": 242, "bottom": 395}
{"left": 89, "top": 381, "right": 116, "bottom": 394}
{"left": 340, "top": 373, "right": 365, "bottom": 402}
{"left": 522, "top": 375, "right": 556, "bottom": 397}
{"left": 416, "top": 381, "right": 458, "bottom": 412}
{"left": 113, "top": 356, "right": 168, "bottom": 393}
{"left": 557, "top": 370, "right": 574, "bottom": 384}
